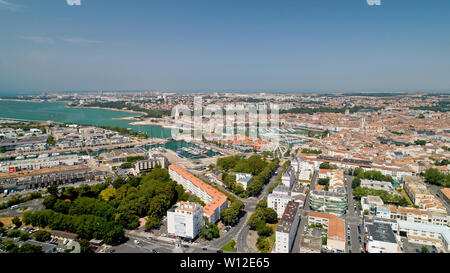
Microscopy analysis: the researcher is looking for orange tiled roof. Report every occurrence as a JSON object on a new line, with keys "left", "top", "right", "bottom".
{"left": 169, "top": 164, "right": 228, "bottom": 217}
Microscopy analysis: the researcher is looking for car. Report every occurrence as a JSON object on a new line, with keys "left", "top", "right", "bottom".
{"left": 202, "top": 247, "right": 207, "bottom": 251}
{"left": 134, "top": 240, "right": 141, "bottom": 245}
{"left": 183, "top": 245, "right": 189, "bottom": 248}
{"left": 217, "top": 250, "right": 224, "bottom": 253}
{"left": 152, "top": 249, "right": 158, "bottom": 253}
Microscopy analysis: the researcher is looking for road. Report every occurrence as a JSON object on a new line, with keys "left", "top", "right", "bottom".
{"left": 344, "top": 175, "right": 363, "bottom": 253}
{"left": 235, "top": 163, "right": 286, "bottom": 253}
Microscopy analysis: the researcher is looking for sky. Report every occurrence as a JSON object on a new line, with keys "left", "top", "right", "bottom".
{"left": 0, "top": 0, "right": 449, "bottom": 94}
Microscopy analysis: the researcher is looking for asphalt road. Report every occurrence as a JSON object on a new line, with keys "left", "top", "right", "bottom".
{"left": 344, "top": 175, "right": 363, "bottom": 253}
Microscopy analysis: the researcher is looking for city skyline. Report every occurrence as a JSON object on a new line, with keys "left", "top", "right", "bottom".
{"left": 1, "top": 0, "right": 450, "bottom": 93}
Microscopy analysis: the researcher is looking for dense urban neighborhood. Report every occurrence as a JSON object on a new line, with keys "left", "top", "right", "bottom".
{"left": 1, "top": 92, "right": 449, "bottom": 254}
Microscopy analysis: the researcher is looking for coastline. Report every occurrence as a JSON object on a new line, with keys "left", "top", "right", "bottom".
{"left": 66, "top": 105, "right": 146, "bottom": 117}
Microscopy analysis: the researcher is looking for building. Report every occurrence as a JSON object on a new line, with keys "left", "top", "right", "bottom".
{"left": 366, "top": 222, "right": 398, "bottom": 253}
{"left": 376, "top": 205, "right": 449, "bottom": 227}
{"left": 441, "top": 188, "right": 450, "bottom": 205}
{"left": 281, "top": 166, "right": 296, "bottom": 189}
{"left": 299, "top": 231, "right": 322, "bottom": 253}
{"left": 149, "top": 153, "right": 169, "bottom": 168}
{"left": 397, "top": 220, "right": 450, "bottom": 252}
{"left": 309, "top": 188, "right": 347, "bottom": 215}
{"left": 274, "top": 201, "right": 300, "bottom": 253}
{"left": 0, "top": 165, "right": 98, "bottom": 192}
{"left": 167, "top": 202, "right": 204, "bottom": 240}
{"left": 360, "top": 179, "right": 397, "bottom": 195}
{"left": 268, "top": 184, "right": 293, "bottom": 217}
{"left": 133, "top": 154, "right": 168, "bottom": 175}
{"left": 361, "top": 195, "right": 384, "bottom": 214}
{"left": 404, "top": 178, "right": 447, "bottom": 213}
{"left": 308, "top": 211, "right": 346, "bottom": 252}
{"left": 234, "top": 172, "right": 253, "bottom": 190}
{"left": 169, "top": 164, "right": 228, "bottom": 223}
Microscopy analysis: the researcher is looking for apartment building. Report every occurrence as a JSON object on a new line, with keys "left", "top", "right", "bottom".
{"left": 274, "top": 201, "right": 300, "bottom": 253}
{"left": 167, "top": 202, "right": 203, "bottom": 240}
{"left": 361, "top": 195, "right": 384, "bottom": 214}
{"left": 281, "top": 166, "right": 296, "bottom": 189}
{"left": 397, "top": 220, "right": 450, "bottom": 252}
{"left": 366, "top": 222, "right": 398, "bottom": 253}
{"left": 404, "top": 178, "right": 447, "bottom": 213}
{"left": 308, "top": 211, "right": 346, "bottom": 252}
{"left": 168, "top": 164, "right": 228, "bottom": 223}
{"left": 0, "top": 154, "right": 86, "bottom": 173}
{"left": 441, "top": 188, "right": 450, "bottom": 205}
{"left": 234, "top": 172, "right": 253, "bottom": 190}
{"left": 375, "top": 205, "right": 449, "bottom": 227}
{"left": 309, "top": 188, "right": 348, "bottom": 215}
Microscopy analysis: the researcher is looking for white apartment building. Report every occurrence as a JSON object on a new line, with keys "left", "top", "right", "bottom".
{"left": 281, "top": 166, "right": 296, "bottom": 189}
{"left": 274, "top": 201, "right": 300, "bottom": 253}
{"left": 169, "top": 164, "right": 228, "bottom": 223}
{"left": 167, "top": 202, "right": 203, "bottom": 239}
{"left": 397, "top": 220, "right": 450, "bottom": 252}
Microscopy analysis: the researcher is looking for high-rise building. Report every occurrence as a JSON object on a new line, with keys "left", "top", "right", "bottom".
{"left": 167, "top": 202, "right": 204, "bottom": 240}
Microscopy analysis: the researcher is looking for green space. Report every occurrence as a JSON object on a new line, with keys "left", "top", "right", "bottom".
{"left": 220, "top": 240, "right": 237, "bottom": 252}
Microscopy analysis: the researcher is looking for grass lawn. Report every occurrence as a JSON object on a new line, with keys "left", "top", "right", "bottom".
{"left": 266, "top": 222, "right": 279, "bottom": 253}
{"left": 0, "top": 216, "right": 16, "bottom": 227}
{"left": 400, "top": 189, "right": 414, "bottom": 206}
{"left": 220, "top": 240, "right": 237, "bottom": 252}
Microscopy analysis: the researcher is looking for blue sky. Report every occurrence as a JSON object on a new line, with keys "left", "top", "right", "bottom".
{"left": 0, "top": 0, "right": 449, "bottom": 93}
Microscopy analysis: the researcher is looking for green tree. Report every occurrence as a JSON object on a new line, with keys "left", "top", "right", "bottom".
{"left": 12, "top": 216, "right": 22, "bottom": 227}
{"left": 34, "top": 230, "right": 51, "bottom": 242}
{"left": 145, "top": 216, "right": 162, "bottom": 230}
{"left": 200, "top": 223, "right": 220, "bottom": 240}
{"left": 8, "top": 229, "right": 21, "bottom": 238}
{"left": 47, "top": 185, "right": 59, "bottom": 196}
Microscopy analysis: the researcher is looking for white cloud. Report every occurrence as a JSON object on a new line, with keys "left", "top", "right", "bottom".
{"left": 0, "top": 0, "right": 22, "bottom": 11}
{"left": 21, "top": 36, "right": 102, "bottom": 45}
{"left": 22, "top": 36, "right": 55, "bottom": 44}
{"left": 61, "top": 37, "right": 102, "bottom": 44}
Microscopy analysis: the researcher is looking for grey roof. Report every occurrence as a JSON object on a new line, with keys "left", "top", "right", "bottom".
{"left": 367, "top": 222, "right": 397, "bottom": 244}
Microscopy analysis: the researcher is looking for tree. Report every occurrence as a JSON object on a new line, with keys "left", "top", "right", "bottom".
{"left": 47, "top": 185, "right": 59, "bottom": 196}
{"left": 145, "top": 216, "right": 162, "bottom": 230}
{"left": 424, "top": 168, "right": 448, "bottom": 187}
{"left": 77, "top": 239, "right": 94, "bottom": 253}
{"left": 256, "top": 225, "right": 273, "bottom": 237}
{"left": 318, "top": 178, "right": 330, "bottom": 186}
{"left": 19, "top": 232, "right": 30, "bottom": 241}
{"left": 352, "top": 177, "right": 361, "bottom": 189}
{"left": 112, "top": 178, "right": 126, "bottom": 189}
{"left": 256, "top": 200, "right": 267, "bottom": 210}
{"left": 12, "top": 216, "right": 22, "bottom": 227}
{"left": 200, "top": 223, "right": 219, "bottom": 240}
{"left": 34, "top": 230, "right": 51, "bottom": 242}
{"left": 421, "top": 246, "right": 429, "bottom": 253}
{"left": 256, "top": 237, "right": 270, "bottom": 253}
{"left": 262, "top": 208, "right": 278, "bottom": 224}
{"left": 8, "top": 229, "right": 21, "bottom": 238}
{"left": 248, "top": 212, "right": 265, "bottom": 230}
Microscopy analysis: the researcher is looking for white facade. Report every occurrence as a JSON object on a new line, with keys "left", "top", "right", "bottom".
{"left": 167, "top": 202, "right": 203, "bottom": 239}
{"left": 275, "top": 201, "right": 300, "bottom": 253}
